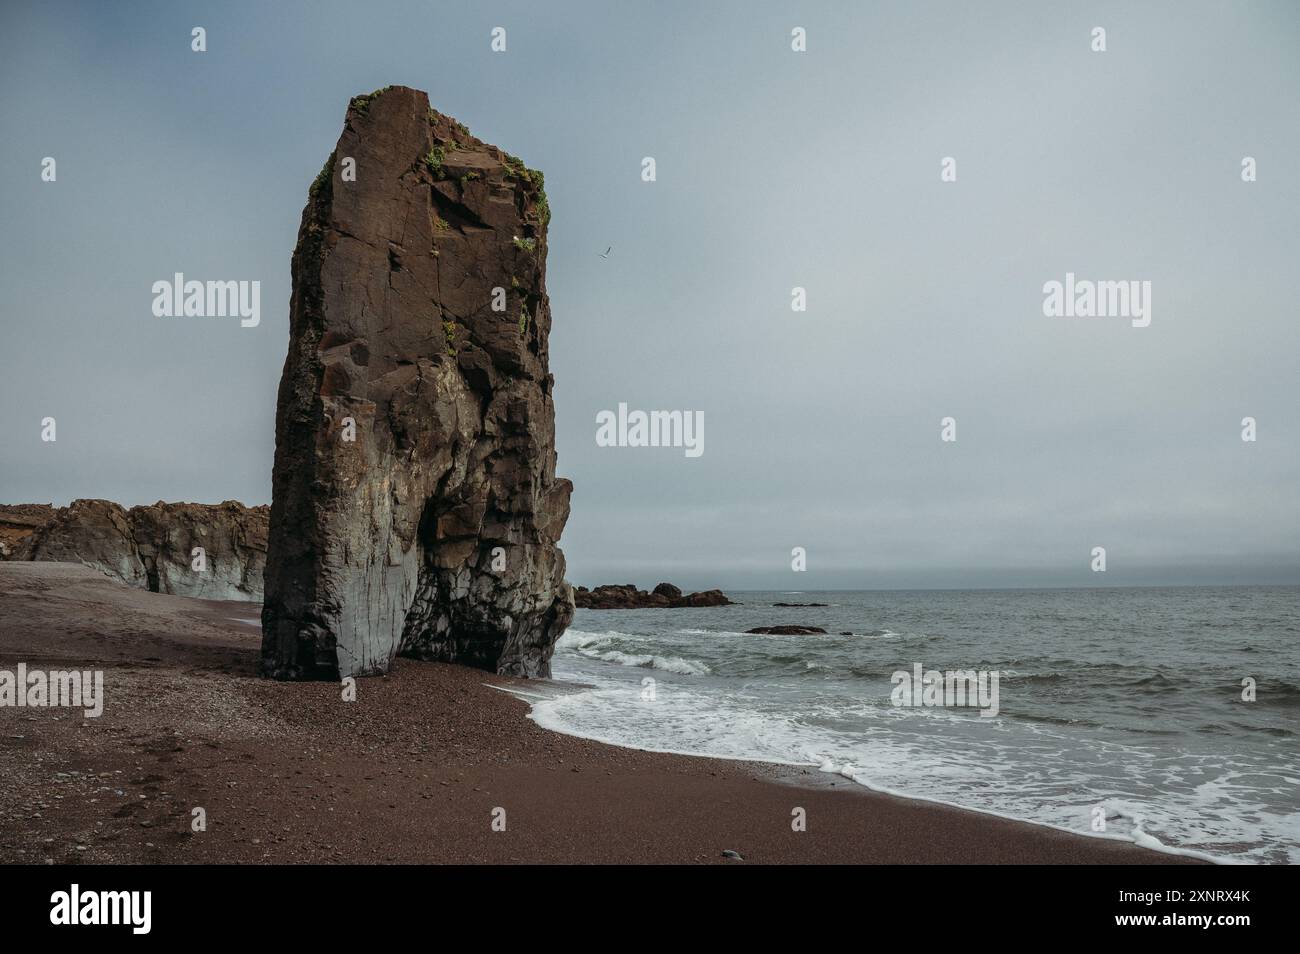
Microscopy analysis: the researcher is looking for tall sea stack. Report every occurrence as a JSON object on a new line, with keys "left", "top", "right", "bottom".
{"left": 261, "top": 86, "right": 573, "bottom": 680}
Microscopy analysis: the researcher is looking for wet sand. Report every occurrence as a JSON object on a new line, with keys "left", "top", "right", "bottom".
{"left": 0, "top": 562, "right": 1203, "bottom": 864}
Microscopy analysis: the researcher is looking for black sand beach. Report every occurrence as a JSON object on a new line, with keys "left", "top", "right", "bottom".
{"left": 0, "top": 563, "right": 1202, "bottom": 865}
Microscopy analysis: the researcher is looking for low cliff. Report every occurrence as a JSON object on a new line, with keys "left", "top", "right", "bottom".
{"left": 1, "top": 499, "right": 268, "bottom": 601}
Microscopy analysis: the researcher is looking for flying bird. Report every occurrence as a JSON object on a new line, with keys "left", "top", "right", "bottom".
{"left": 599, "top": 246, "right": 611, "bottom": 259}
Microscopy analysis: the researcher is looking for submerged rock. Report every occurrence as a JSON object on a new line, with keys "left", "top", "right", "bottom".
{"left": 261, "top": 86, "right": 573, "bottom": 680}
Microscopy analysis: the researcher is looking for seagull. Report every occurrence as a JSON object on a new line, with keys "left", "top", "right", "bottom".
{"left": 599, "top": 246, "right": 611, "bottom": 259}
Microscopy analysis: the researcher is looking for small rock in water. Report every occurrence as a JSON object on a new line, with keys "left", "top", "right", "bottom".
{"left": 721, "top": 849, "right": 744, "bottom": 861}
{"left": 575, "top": 583, "right": 733, "bottom": 609}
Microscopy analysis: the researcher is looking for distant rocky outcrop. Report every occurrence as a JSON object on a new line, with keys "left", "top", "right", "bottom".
{"left": 745, "top": 625, "right": 827, "bottom": 635}
{"left": 261, "top": 86, "right": 573, "bottom": 681}
{"left": 574, "top": 583, "right": 734, "bottom": 609}
{"left": 0, "top": 499, "right": 268, "bottom": 601}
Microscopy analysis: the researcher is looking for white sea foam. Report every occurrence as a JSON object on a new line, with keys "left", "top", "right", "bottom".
{"left": 588, "top": 650, "right": 710, "bottom": 675}
{"left": 529, "top": 673, "right": 1237, "bottom": 863}
{"left": 542, "top": 672, "right": 1285, "bottom": 863}
{"left": 556, "top": 629, "right": 710, "bottom": 675}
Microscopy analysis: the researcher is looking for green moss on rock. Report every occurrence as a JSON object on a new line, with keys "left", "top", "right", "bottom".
{"left": 351, "top": 86, "right": 392, "bottom": 114}
{"left": 423, "top": 145, "right": 447, "bottom": 179}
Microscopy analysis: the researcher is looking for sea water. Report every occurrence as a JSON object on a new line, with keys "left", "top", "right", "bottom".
{"left": 530, "top": 586, "right": 1300, "bottom": 863}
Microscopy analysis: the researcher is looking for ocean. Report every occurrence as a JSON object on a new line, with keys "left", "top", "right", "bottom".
{"left": 529, "top": 586, "right": 1300, "bottom": 864}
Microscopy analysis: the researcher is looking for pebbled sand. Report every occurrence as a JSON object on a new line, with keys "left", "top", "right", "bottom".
{"left": 0, "top": 562, "right": 1202, "bottom": 864}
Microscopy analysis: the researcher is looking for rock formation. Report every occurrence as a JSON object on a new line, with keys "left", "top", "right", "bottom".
{"left": 0, "top": 504, "right": 55, "bottom": 558}
{"left": 574, "top": 583, "right": 734, "bottom": 609}
{"left": 261, "top": 86, "right": 573, "bottom": 681}
{"left": 1, "top": 499, "right": 268, "bottom": 601}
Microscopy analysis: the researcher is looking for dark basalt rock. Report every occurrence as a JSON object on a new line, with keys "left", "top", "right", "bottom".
{"left": 574, "top": 583, "right": 734, "bottom": 609}
{"left": 745, "top": 625, "right": 828, "bottom": 635}
{"left": 1, "top": 499, "right": 268, "bottom": 601}
{"left": 674, "top": 589, "right": 734, "bottom": 608}
{"left": 261, "top": 86, "right": 573, "bottom": 681}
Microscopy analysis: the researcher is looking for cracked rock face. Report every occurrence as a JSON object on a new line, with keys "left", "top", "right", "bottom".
{"left": 3, "top": 499, "right": 268, "bottom": 601}
{"left": 261, "top": 86, "right": 574, "bottom": 680}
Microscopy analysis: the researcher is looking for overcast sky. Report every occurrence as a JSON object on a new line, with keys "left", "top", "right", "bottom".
{"left": 2, "top": 1, "right": 1297, "bottom": 589}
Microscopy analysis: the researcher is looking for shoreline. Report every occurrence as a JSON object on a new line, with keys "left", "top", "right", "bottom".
{"left": 514, "top": 682, "right": 1226, "bottom": 865}
{"left": 0, "top": 563, "right": 1205, "bottom": 864}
